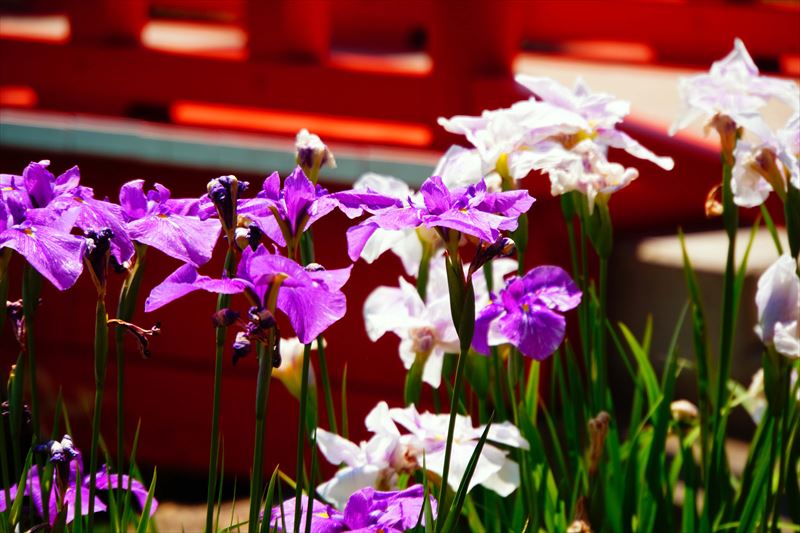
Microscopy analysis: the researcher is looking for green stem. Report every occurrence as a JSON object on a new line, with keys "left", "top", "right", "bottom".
{"left": 206, "top": 249, "right": 236, "bottom": 533}
{"left": 417, "top": 242, "right": 433, "bottom": 300}
{"left": 315, "top": 339, "right": 337, "bottom": 434}
{"left": 708, "top": 157, "right": 739, "bottom": 522}
{"left": 597, "top": 256, "right": 609, "bottom": 410}
{"left": 22, "top": 266, "right": 41, "bottom": 440}
{"left": 249, "top": 339, "right": 274, "bottom": 532}
{"left": 294, "top": 342, "right": 313, "bottom": 533}
{"left": 435, "top": 347, "right": 469, "bottom": 531}
{"left": 87, "top": 296, "right": 109, "bottom": 532}
{"left": 115, "top": 245, "right": 147, "bottom": 520}
{"left": 759, "top": 204, "right": 783, "bottom": 255}
{"left": 0, "top": 398, "right": 11, "bottom": 523}
{"left": 771, "top": 363, "right": 791, "bottom": 532}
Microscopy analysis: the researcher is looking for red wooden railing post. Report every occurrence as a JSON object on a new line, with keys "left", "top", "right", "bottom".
{"left": 67, "top": 0, "right": 148, "bottom": 45}
{"left": 246, "top": 0, "right": 331, "bottom": 63}
{"left": 428, "top": 0, "right": 523, "bottom": 145}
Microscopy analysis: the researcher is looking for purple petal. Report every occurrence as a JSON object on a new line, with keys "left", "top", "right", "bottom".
{"left": 283, "top": 167, "right": 317, "bottom": 233}
{"left": 63, "top": 486, "right": 107, "bottom": 525}
{"left": 307, "top": 265, "right": 353, "bottom": 292}
{"left": 260, "top": 171, "right": 281, "bottom": 200}
{"left": 53, "top": 166, "right": 82, "bottom": 195}
{"left": 0, "top": 224, "right": 86, "bottom": 290}
{"left": 346, "top": 222, "right": 380, "bottom": 261}
{"left": 95, "top": 466, "right": 158, "bottom": 516}
{"left": 342, "top": 488, "right": 372, "bottom": 528}
{"left": 327, "top": 190, "right": 404, "bottom": 218}
{"left": 119, "top": 179, "right": 148, "bottom": 219}
{"left": 422, "top": 210, "right": 501, "bottom": 243}
{"left": 522, "top": 266, "right": 582, "bottom": 312}
{"left": 144, "top": 264, "right": 248, "bottom": 312}
{"left": 477, "top": 190, "right": 535, "bottom": 218}
{"left": 278, "top": 283, "right": 346, "bottom": 344}
{"left": 472, "top": 302, "right": 504, "bottom": 355}
{"left": 55, "top": 194, "right": 135, "bottom": 264}
{"left": 498, "top": 306, "right": 566, "bottom": 360}
{"left": 22, "top": 161, "right": 55, "bottom": 208}
{"left": 420, "top": 176, "right": 452, "bottom": 214}
{"left": 128, "top": 213, "right": 221, "bottom": 266}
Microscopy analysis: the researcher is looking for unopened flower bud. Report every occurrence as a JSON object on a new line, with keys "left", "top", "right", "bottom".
{"left": 704, "top": 184, "right": 723, "bottom": 218}
{"left": 295, "top": 129, "right": 336, "bottom": 182}
{"left": 84, "top": 228, "right": 114, "bottom": 292}
{"left": 567, "top": 519, "right": 593, "bottom": 533}
{"left": 232, "top": 332, "right": 252, "bottom": 365}
{"left": 670, "top": 399, "right": 699, "bottom": 426}
{"left": 706, "top": 114, "right": 739, "bottom": 166}
{"left": 207, "top": 176, "right": 248, "bottom": 240}
{"left": 272, "top": 337, "right": 319, "bottom": 400}
{"left": 587, "top": 411, "right": 610, "bottom": 476}
{"left": 468, "top": 237, "right": 516, "bottom": 278}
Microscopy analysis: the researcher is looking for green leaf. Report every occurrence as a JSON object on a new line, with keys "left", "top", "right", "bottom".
{"left": 405, "top": 354, "right": 427, "bottom": 406}
{"left": 618, "top": 322, "right": 659, "bottom": 409}
{"left": 440, "top": 415, "right": 494, "bottom": 533}
{"left": 9, "top": 450, "right": 32, "bottom": 526}
{"left": 136, "top": 468, "right": 158, "bottom": 533}
{"left": 261, "top": 466, "right": 279, "bottom": 533}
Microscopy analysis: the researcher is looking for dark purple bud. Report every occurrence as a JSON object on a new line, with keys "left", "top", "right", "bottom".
{"left": 211, "top": 308, "right": 241, "bottom": 328}
{"left": 232, "top": 331, "right": 251, "bottom": 365}
{"left": 207, "top": 175, "right": 248, "bottom": 237}
{"left": 84, "top": 228, "right": 114, "bottom": 290}
{"left": 235, "top": 223, "right": 263, "bottom": 252}
{"left": 468, "top": 236, "right": 516, "bottom": 278}
{"left": 248, "top": 306, "right": 276, "bottom": 330}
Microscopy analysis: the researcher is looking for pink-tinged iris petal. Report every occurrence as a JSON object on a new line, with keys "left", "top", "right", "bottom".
{"left": 128, "top": 213, "right": 221, "bottom": 266}
{"left": 63, "top": 485, "right": 107, "bottom": 525}
{"left": 144, "top": 264, "right": 249, "bottom": 312}
{"left": 346, "top": 222, "right": 380, "bottom": 262}
{"left": 0, "top": 223, "right": 86, "bottom": 290}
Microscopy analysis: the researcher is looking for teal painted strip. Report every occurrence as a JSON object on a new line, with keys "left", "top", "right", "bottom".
{"left": 0, "top": 120, "right": 435, "bottom": 186}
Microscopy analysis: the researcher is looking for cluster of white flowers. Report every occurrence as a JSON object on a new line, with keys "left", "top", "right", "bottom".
{"left": 670, "top": 38, "right": 799, "bottom": 208}
{"left": 437, "top": 75, "right": 674, "bottom": 212}
{"left": 315, "top": 401, "right": 529, "bottom": 508}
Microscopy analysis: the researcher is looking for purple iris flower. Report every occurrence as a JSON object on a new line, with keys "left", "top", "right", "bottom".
{"left": 346, "top": 175, "right": 534, "bottom": 262}
{"left": 119, "top": 179, "right": 221, "bottom": 266}
{"left": 268, "top": 485, "right": 434, "bottom": 532}
{"left": 239, "top": 167, "right": 400, "bottom": 249}
{"left": 0, "top": 435, "right": 156, "bottom": 526}
{"left": 473, "top": 265, "right": 581, "bottom": 360}
{"left": 1, "top": 162, "right": 88, "bottom": 289}
{"left": 145, "top": 244, "right": 351, "bottom": 344}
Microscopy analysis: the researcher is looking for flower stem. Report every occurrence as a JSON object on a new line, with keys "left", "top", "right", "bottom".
{"left": 248, "top": 339, "right": 274, "bottom": 533}
{"left": 417, "top": 242, "right": 433, "bottom": 300}
{"left": 293, "top": 341, "right": 313, "bottom": 532}
{"left": 707, "top": 158, "right": 739, "bottom": 520}
{"left": 114, "top": 244, "right": 147, "bottom": 521}
{"left": 87, "top": 295, "right": 109, "bottom": 532}
{"left": 206, "top": 249, "right": 236, "bottom": 533}
{"left": 21, "top": 266, "right": 41, "bottom": 441}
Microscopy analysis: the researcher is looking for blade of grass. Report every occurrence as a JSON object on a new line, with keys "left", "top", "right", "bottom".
{"left": 135, "top": 468, "right": 157, "bottom": 533}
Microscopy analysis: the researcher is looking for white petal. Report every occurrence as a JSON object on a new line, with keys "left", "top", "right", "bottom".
{"left": 479, "top": 458, "right": 521, "bottom": 497}
{"left": 317, "top": 465, "right": 381, "bottom": 510}
{"left": 365, "top": 401, "right": 401, "bottom": 437}
{"left": 316, "top": 428, "right": 362, "bottom": 467}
